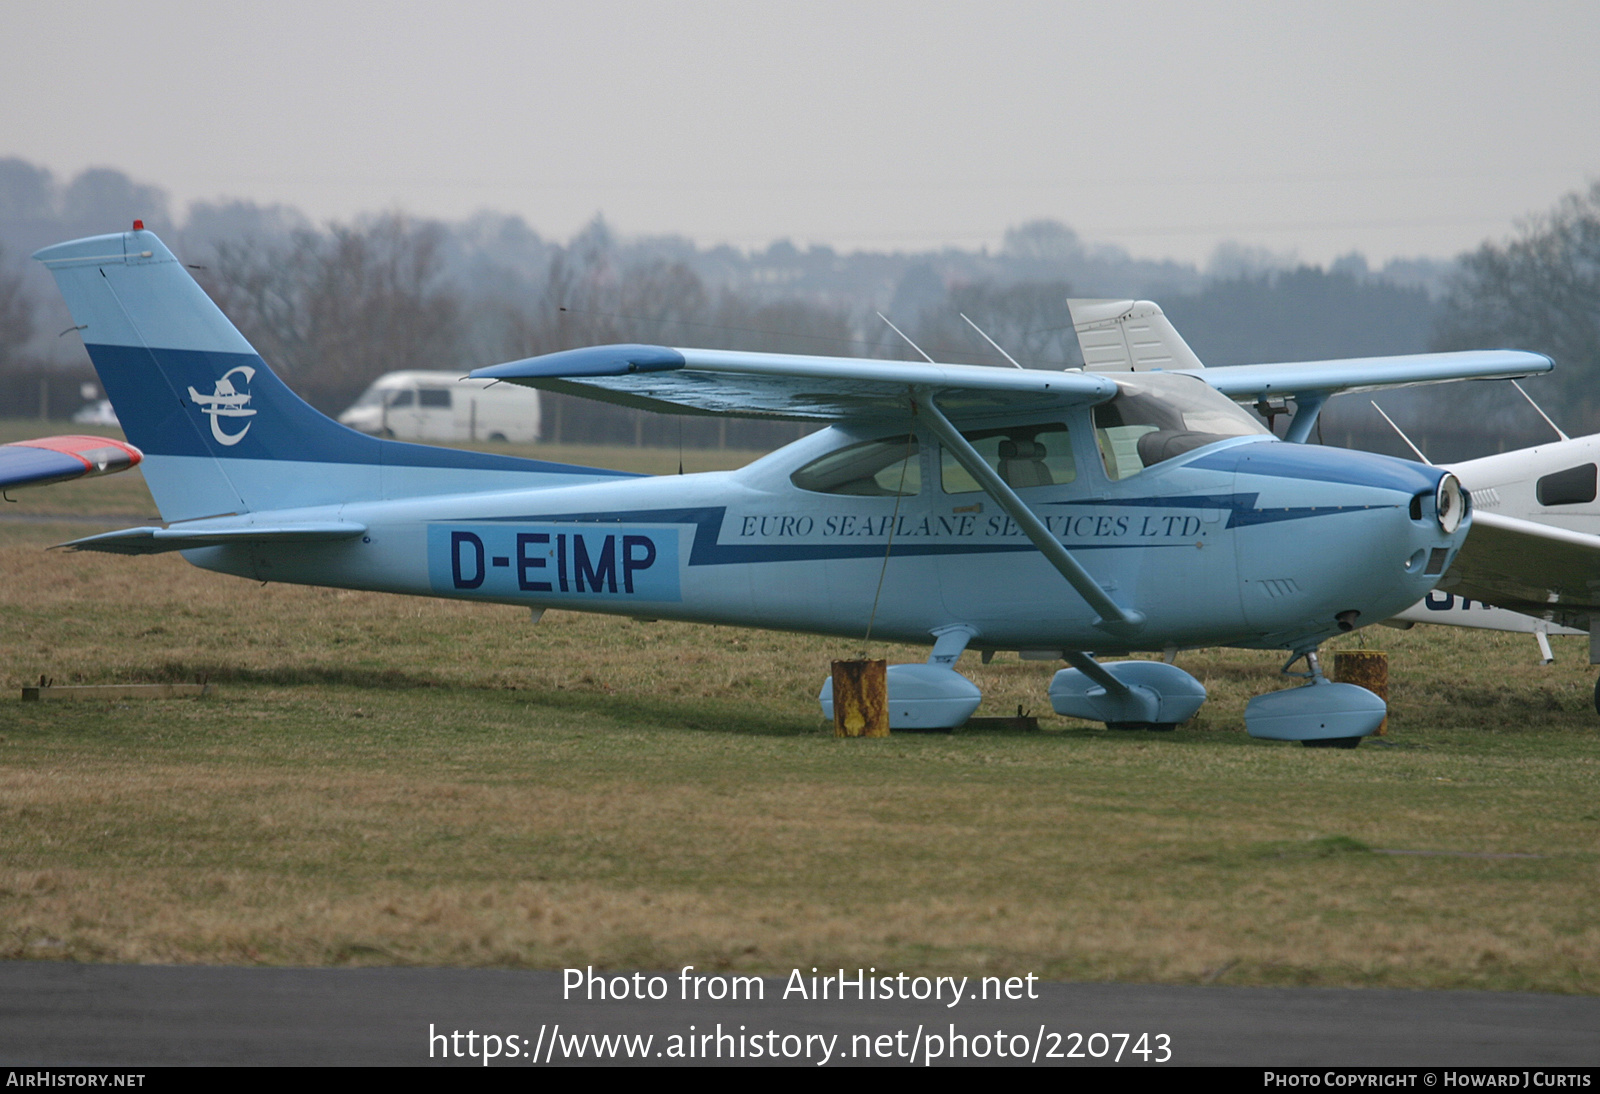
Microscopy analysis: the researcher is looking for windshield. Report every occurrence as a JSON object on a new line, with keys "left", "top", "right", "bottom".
{"left": 1094, "top": 373, "right": 1268, "bottom": 480}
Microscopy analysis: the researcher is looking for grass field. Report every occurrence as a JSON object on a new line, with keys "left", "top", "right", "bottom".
{"left": 2, "top": 420, "right": 1598, "bottom": 992}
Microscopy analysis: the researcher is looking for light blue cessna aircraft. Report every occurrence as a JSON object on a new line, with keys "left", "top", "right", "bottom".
{"left": 35, "top": 228, "right": 1553, "bottom": 746}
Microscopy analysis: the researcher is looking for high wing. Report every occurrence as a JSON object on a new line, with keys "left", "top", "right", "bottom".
{"left": 472, "top": 344, "right": 1121, "bottom": 420}
{"left": 473, "top": 343, "right": 1552, "bottom": 424}
{"left": 1064, "top": 297, "right": 1552, "bottom": 443}
{"left": 1066, "top": 297, "right": 1551, "bottom": 395}
{"left": 1441, "top": 510, "right": 1600, "bottom": 623}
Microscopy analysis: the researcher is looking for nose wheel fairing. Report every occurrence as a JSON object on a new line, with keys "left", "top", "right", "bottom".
{"left": 1243, "top": 651, "right": 1385, "bottom": 746}
{"left": 1244, "top": 680, "right": 1386, "bottom": 744}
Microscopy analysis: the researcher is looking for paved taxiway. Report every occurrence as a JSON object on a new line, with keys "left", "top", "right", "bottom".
{"left": 1, "top": 964, "right": 1596, "bottom": 1066}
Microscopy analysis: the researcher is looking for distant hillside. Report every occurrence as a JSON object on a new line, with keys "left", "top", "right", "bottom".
{"left": 2, "top": 156, "right": 1469, "bottom": 449}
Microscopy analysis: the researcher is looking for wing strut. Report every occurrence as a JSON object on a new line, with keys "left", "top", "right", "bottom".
{"left": 1063, "top": 651, "right": 1134, "bottom": 697}
{"left": 1282, "top": 393, "right": 1327, "bottom": 444}
{"left": 918, "top": 393, "right": 1145, "bottom": 635}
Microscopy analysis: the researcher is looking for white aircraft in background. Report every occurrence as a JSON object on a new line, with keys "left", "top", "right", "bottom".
{"left": 1386, "top": 591, "right": 1584, "bottom": 663}
{"left": 1372, "top": 391, "right": 1600, "bottom": 688}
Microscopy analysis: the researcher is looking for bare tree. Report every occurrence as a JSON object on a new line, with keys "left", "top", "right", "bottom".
{"left": 911, "top": 280, "right": 1079, "bottom": 369}
{"left": 199, "top": 230, "right": 323, "bottom": 380}
{"left": 1434, "top": 183, "right": 1600, "bottom": 429}
{"left": 197, "top": 216, "right": 463, "bottom": 413}
{"left": 0, "top": 244, "right": 35, "bottom": 373}
{"left": 303, "top": 217, "right": 462, "bottom": 408}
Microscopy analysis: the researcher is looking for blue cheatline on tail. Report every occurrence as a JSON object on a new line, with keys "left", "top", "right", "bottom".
{"left": 32, "top": 228, "right": 633, "bottom": 523}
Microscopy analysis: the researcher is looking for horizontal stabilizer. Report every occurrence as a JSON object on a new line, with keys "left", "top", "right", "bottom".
{"left": 59, "top": 521, "right": 367, "bottom": 555}
{"left": 1203, "top": 350, "right": 1552, "bottom": 401}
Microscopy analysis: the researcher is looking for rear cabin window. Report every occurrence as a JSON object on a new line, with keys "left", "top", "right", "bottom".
{"left": 941, "top": 423, "right": 1076, "bottom": 494}
{"left": 791, "top": 436, "right": 921, "bottom": 496}
{"left": 1536, "top": 463, "right": 1597, "bottom": 506}
{"left": 418, "top": 388, "right": 452, "bottom": 409}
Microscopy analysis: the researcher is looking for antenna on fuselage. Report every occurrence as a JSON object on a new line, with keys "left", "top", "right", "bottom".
{"left": 1370, "top": 401, "right": 1432, "bottom": 464}
{"left": 876, "top": 312, "right": 936, "bottom": 364}
{"left": 960, "top": 313, "right": 1025, "bottom": 369}
{"left": 1511, "top": 380, "right": 1569, "bottom": 441}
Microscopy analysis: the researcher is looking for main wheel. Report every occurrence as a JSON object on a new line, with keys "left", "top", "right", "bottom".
{"left": 1302, "top": 737, "right": 1362, "bottom": 749}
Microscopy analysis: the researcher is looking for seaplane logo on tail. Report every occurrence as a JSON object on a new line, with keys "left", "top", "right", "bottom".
{"left": 188, "top": 366, "right": 257, "bottom": 446}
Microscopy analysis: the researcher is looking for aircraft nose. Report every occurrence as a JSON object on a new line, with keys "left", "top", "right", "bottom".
{"left": 1221, "top": 440, "right": 1443, "bottom": 497}
{"left": 1216, "top": 440, "right": 1468, "bottom": 634}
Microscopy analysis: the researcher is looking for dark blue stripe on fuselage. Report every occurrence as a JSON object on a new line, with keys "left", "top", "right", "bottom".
{"left": 1038, "top": 493, "right": 1388, "bottom": 529}
{"left": 85, "top": 343, "right": 634, "bottom": 477}
{"left": 463, "top": 493, "right": 1384, "bottom": 566}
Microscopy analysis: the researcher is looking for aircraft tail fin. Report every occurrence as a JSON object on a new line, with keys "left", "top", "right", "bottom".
{"left": 34, "top": 228, "right": 630, "bottom": 522}
{"left": 1069, "top": 299, "right": 1205, "bottom": 373}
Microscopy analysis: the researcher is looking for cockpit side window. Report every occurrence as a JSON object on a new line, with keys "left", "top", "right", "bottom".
{"left": 1536, "top": 464, "right": 1597, "bottom": 506}
{"left": 941, "top": 423, "right": 1076, "bottom": 494}
{"left": 1094, "top": 375, "right": 1268, "bottom": 480}
{"left": 791, "top": 435, "right": 921, "bottom": 496}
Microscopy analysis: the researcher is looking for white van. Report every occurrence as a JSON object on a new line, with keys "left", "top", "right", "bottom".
{"left": 338, "top": 371, "right": 541, "bottom": 444}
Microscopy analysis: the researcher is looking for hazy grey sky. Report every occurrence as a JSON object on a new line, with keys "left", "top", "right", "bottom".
{"left": 4, "top": 0, "right": 1598, "bottom": 265}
